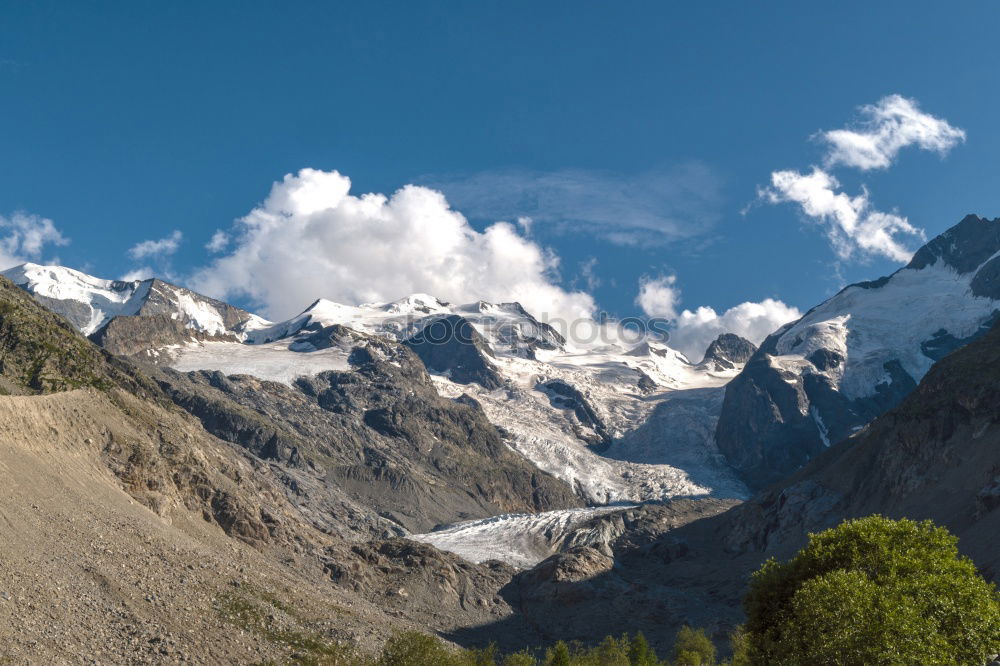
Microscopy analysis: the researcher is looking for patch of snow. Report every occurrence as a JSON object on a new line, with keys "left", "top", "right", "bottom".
{"left": 811, "top": 406, "right": 831, "bottom": 446}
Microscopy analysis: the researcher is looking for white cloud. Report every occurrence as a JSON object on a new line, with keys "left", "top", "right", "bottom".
{"left": 120, "top": 267, "right": 155, "bottom": 281}
{"left": 635, "top": 275, "right": 680, "bottom": 319}
{"left": 128, "top": 230, "right": 182, "bottom": 260}
{"left": 0, "top": 212, "right": 69, "bottom": 269}
{"left": 633, "top": 273, "right": 800, "bottom": 362}
{"left": 191, "top": 168, "right": 596, "bottom": 325}
{"left": 578, "top": 257, "right": 601, "bottom": 291}
{"left": 759, "top": 94, "right": 961, "bottom": 263}
{"left": 425, "top": 164, "right": 723, "bottom": 246}
{"left": 762, "top": 168, "right": 924, "bottom": 262}
{"left": 821, "top": 94, "right": 965, "bottom": 171}
{"left": 206, "top": 230, "right": 230, "bottom": 253}
{"left": 668, "top": 299, "right": 802, "bottom": 362}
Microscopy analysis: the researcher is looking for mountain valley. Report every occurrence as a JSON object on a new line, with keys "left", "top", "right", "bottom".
{"left": 3, "top": 215, "right": 1000, "bottom": 660}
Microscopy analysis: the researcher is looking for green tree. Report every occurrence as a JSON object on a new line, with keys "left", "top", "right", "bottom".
{"left": 742, "top": 515, "right": 1000, "bottom": 665}
{"left": 627, "top": 632, "right": 659, "bottom": 666}
{"left": 588, "top": 635, "right": 630, "bottom": 665}
{"left": 544, "top": 641, "right": 571, "bottom": 666}
{"left": 723, "top": 626, "right": 750, "bottom": 666}
{"left": 672, "top": 626, "right": 715, "bottom": 666}
{"left": 502, "top": 650, "right": 537, "bottom": 666}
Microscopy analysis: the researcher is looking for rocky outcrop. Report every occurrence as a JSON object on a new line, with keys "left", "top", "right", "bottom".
{"left": 0, "top": 277, "right": 159, "bottom": 396}
{"left": 90, "top": 313, "right": 241, "bottom": 357}
{"left": 404, "top": 314, "right": 504, "bottom": 389}
{"left": 536, "top": 378, "right": 611, "bottom": 448}
{"left": 699, "top": 333, "right": 756, "bottom": 371}
{"left": 716, "top": 214, "right": 1000, "bottom": 489}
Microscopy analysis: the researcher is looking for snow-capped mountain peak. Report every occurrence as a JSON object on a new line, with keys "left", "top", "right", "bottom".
{"left": 2, "top": 262, "right": 263, "bottom": 338}
{"left": 4, "top": 263, "right": 149, "bottom": 335}
{"left": 717, "top": 214, "right": 1000, "bottom": 489}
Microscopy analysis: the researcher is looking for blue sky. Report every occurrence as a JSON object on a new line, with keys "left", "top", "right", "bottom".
{"left": 2, "top": 1, "right": 999, "bottom": 355}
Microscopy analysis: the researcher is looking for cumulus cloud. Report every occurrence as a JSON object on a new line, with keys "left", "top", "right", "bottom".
{"left": 424, "top": 164, "right": 723, "bottom": 247}
{"left": 820, "top": 94, "right": 965, "bottom": 171}
{"left": 191, "top": 168, "right": 596, "bottom": 324}
{"left": 0, "top": 212, "right": 69, "bottom": 269}
{"left": 762, "top": 168, "right": 924, "bottom": 262}
{"left": 128, "top": 230, "right": 183, "bottom": 260}
{"left": 759, "top": 94, "right": 963, "bottom": 263}
{"left": 634, "top": 274, "right": 800, "bottom": 361}
{"left": 635, "top": 275, "right": 680, "bottom": 319}
{"left": 669, "top": 299, "right": 802, "bottom": 362}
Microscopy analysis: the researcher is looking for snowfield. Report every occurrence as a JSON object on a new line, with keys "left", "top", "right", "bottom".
{"left": 166, "top": 340, "right": 352, "bottom": 384}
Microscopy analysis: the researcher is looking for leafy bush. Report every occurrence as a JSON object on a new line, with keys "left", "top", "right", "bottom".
{"left": 671, "top": 626, "right": 715, "bottom": 665}
{"left": 742, "top": 515, "right": 1000, "bottom": 665}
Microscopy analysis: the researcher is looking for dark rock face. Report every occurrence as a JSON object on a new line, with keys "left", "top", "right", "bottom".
{"left": 153, "top": 336, "right": 581, "bottom": 537}
{"left": 90, "top": 314, "right": 241, "bottom": 357}
{"left": 906, "top": 214, "right": 1000, "bottom": 274}
{"left": 404, "top": 314, "right": 504, "bottom": 389}
{"left": 716, "top": 215, "right": 1000, "bottom": 490}
{"left": 716, "top": 336, "right": 920, "bottom": 489}
{"left": 288, "top": 323, "right": 361, "bottom": 351}
{"left": 714, "top": 337, "right": 826, "bottom": 488}
{"left": 536, "top": 379, "right": 611, "bottom": 448}
{"left": 699, "top": 333, "right": 756, "bottom": 370}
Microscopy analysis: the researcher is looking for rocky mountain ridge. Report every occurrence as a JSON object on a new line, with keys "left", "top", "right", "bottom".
{"left": 5, "top": 262, "right": 753, "bottom": 507}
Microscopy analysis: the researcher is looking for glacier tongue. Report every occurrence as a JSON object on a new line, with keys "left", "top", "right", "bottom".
{"left": 410, "top": 505, "right": 635, "bottom": 569}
